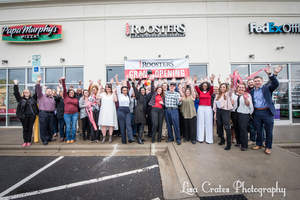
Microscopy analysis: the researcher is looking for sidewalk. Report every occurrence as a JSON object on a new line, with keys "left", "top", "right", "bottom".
{"left": 0, "top": 128, "right": 299, "bottom": 200}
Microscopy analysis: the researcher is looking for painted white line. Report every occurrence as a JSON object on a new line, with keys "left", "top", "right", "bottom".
{"left": 0, "top": 156, "right": 64, "bottom": 198}
{"left": 1, "top": 164, "right": 159, "bottom": 200}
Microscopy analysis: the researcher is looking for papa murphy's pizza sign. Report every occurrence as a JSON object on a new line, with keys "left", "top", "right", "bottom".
{"left": 125, "top": 58, "right": 189, "bottom": 79}
{"left": 2, "top": 24, "right": 62, "bottom": 42}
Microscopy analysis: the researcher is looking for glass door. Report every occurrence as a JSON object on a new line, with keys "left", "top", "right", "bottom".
{"left": 291, "top": 64, "right": 300, "bottom": 124}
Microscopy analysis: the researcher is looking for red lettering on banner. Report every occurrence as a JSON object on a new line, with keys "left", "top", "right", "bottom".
{"left": 125, "top": 68, "right": 189, "bottom": 79}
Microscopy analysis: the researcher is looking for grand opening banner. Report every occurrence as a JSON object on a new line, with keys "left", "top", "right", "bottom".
{"left": 125, "top": 58, "right": 189, "bottom": 79}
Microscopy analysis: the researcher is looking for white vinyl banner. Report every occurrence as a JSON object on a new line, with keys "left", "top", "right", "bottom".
{"left": 124, "top": 58, "right": 189, "bottom": 79}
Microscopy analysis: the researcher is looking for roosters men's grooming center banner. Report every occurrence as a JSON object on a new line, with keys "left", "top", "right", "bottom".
{"left": 2, "top": 24, "right": 62, "bottom": 42}
{"left": 125, "top": 58, "right": 189, "bottom": 79}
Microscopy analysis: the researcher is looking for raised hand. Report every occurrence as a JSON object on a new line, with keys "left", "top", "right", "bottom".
{"left": 274, "top": 65, "right": 283, "bottom": 75}
{"left": 110, "top": 78, "right": 114, "bottom": 84}
{"left": 210, "top": 74, "right": 216, "bottom": 83}
{"left": 37, "top": 75, "right": 42, "bottom": 83}
{"left": 89, "top": 80, "right": 93, "bottom": 85}
{"left": 264, "top": 66, "right": 272, "bottom": 75}
{"left": 79, "top": 80, "right": 82, "bottom": 85}
{"left": 97, "top": 79, "right": 101, "bottom": 86}
{"left": 13, "top": 80, "right": 18, "bottom": 85}
{"left": 193, "top": 75, "right": 198, "bottom": 83}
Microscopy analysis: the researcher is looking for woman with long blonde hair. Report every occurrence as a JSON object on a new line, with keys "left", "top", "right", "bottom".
{"left": 213, "top": 82, "right": 233, "bottom": 150}
{"left": 13, "top": 80, "right": 39, "bottom": 147}
{"left": 180, "top": 79, "right": 197, "bottom": 144}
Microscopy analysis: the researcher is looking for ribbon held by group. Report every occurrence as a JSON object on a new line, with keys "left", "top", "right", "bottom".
{"left": 230, "top": 66, "right": 270, "bottom": 89}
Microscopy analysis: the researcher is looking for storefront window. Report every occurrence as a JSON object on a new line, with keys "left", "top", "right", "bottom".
{"left": 8, "top": 85, "right": 24, "bottom": 114}
{"left": 0, "top": 69, "right": 6, "bottom": 84}
{"left": 0, "top": 115, "right": 6, "bottom": 126}
{"left": 106, "top": 66, "right": 125, "bottom": 82}
{"left": 66, "top": 67, "right": 83, "bottom": 83}
{"left": 28, "top": 68, "right": 44, "bottom": 84}
{"left": 8, "top": 69, "right": 25, "bottom": 84}
{"left": 291, "top": 64, "right": 300, "bottom": 123}
{"left": 231, "top": 64, "right": 249, "bottom": 79}
{"left": 8, "top": 115, "right": 21, "bottom": 126}
{"left": 273, "top": 82, "right": 289, "bottom": 120}
{"left": 45, "top": 67, "right": 63, "bottom": 83}
{"left": 190, "top": 65, "right": 207, "bottom": 80}
{"left": 0, "top": 86, "right": 6, "bottom": 114}
{"left": 250, "top": 64, "right": 269, "bottom": 81}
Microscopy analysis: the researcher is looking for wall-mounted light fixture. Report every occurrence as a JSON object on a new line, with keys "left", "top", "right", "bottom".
{"left": 124, "top": 56, "right": 128, "bottom": 60}
{"left": 60, "top": 58, "right": 65, "bottom": 63}
{"left": 1, "top": 60, "right": 8, "bottom": 65}
{"left": 249, "top": 54, "right": 255, "bottom": 59}
{"left": 185, "top": 55, "right": 189, "bottom": 59}
{"left": 158, "top": 54, "right": 161, "bottom": 58}
{"left": 276, "top": 46, "right": 285, "bottom": 50}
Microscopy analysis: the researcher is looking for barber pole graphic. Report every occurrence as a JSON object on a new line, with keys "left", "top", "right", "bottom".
{"left": 125, "top": 23, "right": 130, "bottom": 36}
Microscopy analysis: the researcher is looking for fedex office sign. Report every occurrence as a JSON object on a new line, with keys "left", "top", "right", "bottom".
{"left": 249, "top": 22, "right": 300, "bottom": 34}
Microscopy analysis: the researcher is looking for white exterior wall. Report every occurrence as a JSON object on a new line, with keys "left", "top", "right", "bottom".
{"left": 0, "top": 1, "right": 300, "bottom": 86}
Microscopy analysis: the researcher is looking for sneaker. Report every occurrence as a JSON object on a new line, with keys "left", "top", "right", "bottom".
{"left": 26, "top": 143, "right": 31, "bottom": 146}
{"left": 22, "top": 143, "right": 27, "bottom": 147}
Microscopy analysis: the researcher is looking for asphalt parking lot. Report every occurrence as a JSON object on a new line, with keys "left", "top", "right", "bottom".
{"left": 0, "top": 156, "right": 163, "bottom": 200}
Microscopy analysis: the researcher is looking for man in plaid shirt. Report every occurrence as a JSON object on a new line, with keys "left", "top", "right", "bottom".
{"left": 165, "top": 82, "right": 182, "bottom": 145}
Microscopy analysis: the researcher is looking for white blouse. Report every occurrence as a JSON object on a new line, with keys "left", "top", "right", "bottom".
{"left": 116, "top": 85, "right": 130, "bottom": 107}
{"left": 232, "top": 93, "right": 254, "bottom": 114}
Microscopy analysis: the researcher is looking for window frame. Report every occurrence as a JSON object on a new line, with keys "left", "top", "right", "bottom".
{"left": 0, "top": 65, "right": 83, "bottom": 127}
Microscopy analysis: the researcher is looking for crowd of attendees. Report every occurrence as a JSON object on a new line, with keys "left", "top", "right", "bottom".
{"left": 13, "top": 65, "right": 283, "bottom": 155}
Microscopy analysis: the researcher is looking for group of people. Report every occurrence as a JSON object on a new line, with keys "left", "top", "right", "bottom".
{"left": 14, "top": 65, "right": 283, "bottom": 155}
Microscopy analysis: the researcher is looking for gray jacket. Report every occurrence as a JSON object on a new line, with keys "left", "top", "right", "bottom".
{"left": 79, "top": 96, "right": 88, "bottom": 119}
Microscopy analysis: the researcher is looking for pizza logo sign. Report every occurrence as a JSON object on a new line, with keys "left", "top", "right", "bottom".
{"left": 2, "top": 24, "right": 62, "bottom": 42}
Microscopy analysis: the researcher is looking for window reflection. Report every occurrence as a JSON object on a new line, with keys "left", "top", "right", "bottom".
{"left": 8, "top": 85, "right": 24, "bottom": 114}
{"left": 0, "top": 69, "right": 6, "bottom": 84}
{"left": 273, "top": 83, "right": 289, "bottom": 120}
{"left": 45, "top": 68, "right": 63, "bottom": 83}
{"left": 8, "top": 69, "right": 25, "bottom": 84}
{"left": 66, "top": 67, "right": 83, "bottom": 83}
{"left": 0, "top": 86, "right": 6, "bottom": 114}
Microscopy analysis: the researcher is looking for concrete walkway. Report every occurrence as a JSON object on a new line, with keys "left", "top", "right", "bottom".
{"left": 0, "top": 128, "right": 299, "bottom": 200}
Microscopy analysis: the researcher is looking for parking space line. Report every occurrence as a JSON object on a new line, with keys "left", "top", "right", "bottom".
{"left": 0, "top": 156, "right": 64, "bottom": 198}
{"left": 0, "top": 164, "right": 159, "bottom": 200}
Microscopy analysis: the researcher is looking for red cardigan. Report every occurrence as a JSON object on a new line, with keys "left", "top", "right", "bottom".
{"left": 62, "top": 79, "right": 79, "bottom": 114}
{"left": 195, "top": 85, "right": 214, "bottom": 106}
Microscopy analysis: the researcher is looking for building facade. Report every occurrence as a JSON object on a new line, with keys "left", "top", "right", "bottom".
{"left": 0, "top": 0, "right": 300, "bottom": 127}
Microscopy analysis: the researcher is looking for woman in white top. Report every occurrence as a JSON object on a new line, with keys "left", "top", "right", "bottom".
{"left": 231, "top": 83, "right": 254, "bottom": 151}
{"left": 213, "top": 83, "right": 233, "bottom": 150}
{"left": 98, "top": 83, "right": 118, "bottom": 143}
{"left": 115, "top": 75, "right": 134, "bottom": 144}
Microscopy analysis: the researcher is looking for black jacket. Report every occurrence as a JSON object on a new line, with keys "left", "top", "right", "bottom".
{"left": 54, "top": 96, "right": 65, "bottom": 119}
{"left": 13, "top": 85, "right": 38, "bottom": 119}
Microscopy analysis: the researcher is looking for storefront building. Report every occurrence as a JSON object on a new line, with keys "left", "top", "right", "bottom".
{"left": 0, "top": 0, "right": 299, "bottom": 127}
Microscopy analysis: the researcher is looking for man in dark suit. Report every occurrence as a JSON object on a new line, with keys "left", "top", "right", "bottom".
{"left": 250, "top": 65, "right": 283, "bottom": 155}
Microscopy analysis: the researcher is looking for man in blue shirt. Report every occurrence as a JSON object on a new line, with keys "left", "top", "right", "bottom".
{"left": 250, "top": 65, "right": 282, "bottom": 155}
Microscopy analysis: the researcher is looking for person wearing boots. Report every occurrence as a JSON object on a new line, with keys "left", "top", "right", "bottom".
{"left": 132, "top": 80, "right": 148, "bottom": 144}
{"left": 213, "top": 83, "right": 233, "bottom": 150}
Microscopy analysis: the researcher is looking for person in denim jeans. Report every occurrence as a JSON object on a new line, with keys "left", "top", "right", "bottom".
{"left": 61, "top": 77, "right": 79, "bottom": 144}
